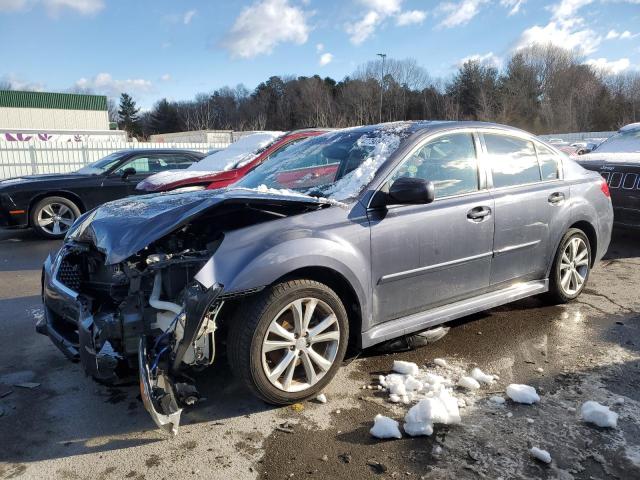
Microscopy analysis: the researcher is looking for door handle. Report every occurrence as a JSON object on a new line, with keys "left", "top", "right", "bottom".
{"left": 548, "top": 192, "right": 565, "bottom": 205}
{"left": 467, "top": 206, "right": 492, "bottom": 221}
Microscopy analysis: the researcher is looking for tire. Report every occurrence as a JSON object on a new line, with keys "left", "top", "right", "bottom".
{"left": 30, "top": 196, "right": 81, "bottom": 239}
{"left": 227, "top": 279, "right": 349, "bottom": 405}
{"left": 547, "top": 228, "right": 592, "bottom": 303}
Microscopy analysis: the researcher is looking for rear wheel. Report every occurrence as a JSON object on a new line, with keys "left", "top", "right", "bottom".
{"left": 547, "top": 228, "right": 591, "bottom": 303}
{"left": 31, "top": 196, "right": 81, "bottom": 239}
{"left": 227, "top": 279, "right": 349, "bottom": 404}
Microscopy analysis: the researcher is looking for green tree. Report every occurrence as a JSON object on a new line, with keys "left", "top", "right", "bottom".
{"left": 118, "top": 92, "right": 141, "bottom": 138}
{"left": 149, "top": 98, "right": 181, "bottom": 134}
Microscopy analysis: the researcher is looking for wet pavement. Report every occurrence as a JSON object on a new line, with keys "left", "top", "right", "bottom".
{"left": 0, "top": 227, "right": 639, "bottom": 479}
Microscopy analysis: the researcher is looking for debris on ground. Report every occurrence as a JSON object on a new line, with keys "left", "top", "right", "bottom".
{"left": 315, "top": 393, "right": 327, "bottom": 404}
{"left": 370, "top": 414, "right": 402, "bottom": 439}
{"left": 530, "top": 447, "right": 552, "bottom": 464}
{"left": 581, "top": 401, "right": 618, "bottom": 428}
{"left": 457, "top": 376, "right": 481, "bottom": 390}
{"left": 404, "top": 390, "right": 461, "bottom": 437}
{"left": 506, "top": 384, "right": 540, "bottom": 404}
{"left": 489, "top": 396, "right": 506, "bottom": 405}
{"left": 433, "top": 358, "right": 448, "bottom": 368}
{"left": 290, "top": 403, "right": 304, "bottom": 412}
{"left": 392, "top": 360, "right": 420, "bottom": 376}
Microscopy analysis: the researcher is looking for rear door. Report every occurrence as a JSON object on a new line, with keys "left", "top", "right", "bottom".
{"left": 369, "top": 131, "right": 495, "bottom": 324}
{"left": 482, "top": 133, "right": 570, "bottom": 286}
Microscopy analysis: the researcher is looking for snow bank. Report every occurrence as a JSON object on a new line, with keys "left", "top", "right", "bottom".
{"left": 370, "top": 414, "right": 402, "bottom": 439}
{"left": 581, "top": 401, "right": 618, "bottom": 428}
{"left": 190, "top": 131, "right": 284, "bottom": 172}
{"left": 530, "top": 447, "right": 552, "bottom": 464}
{"left": 506, "top": 384, "right": 540, "bottom": 404}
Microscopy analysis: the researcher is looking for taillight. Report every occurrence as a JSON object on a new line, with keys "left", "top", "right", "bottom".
{"left": 600, "top": 179, "right": 610, "bottom": 198}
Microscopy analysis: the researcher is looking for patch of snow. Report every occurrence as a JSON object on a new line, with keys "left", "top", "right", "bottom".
{"left": 416, "top": 326, "right": 450, "bottom": 343}
{"left": 315, "top": 393, "right": 327, "bottom": 404}
{"left": 506, "top": 384, "right": 540, "bottom": 404}
{"left": 137, "top": 169, "right": 221, "bottom": 189}
{"left": 392, "top": 360, "right": 420, "bottom": 376}
{"left": 470, "top": 367, "right": 495, "bottom": 385}
{"left": 192, "top": 131, "right": 284, "bottom": 172}
{"left": 530, "top": 447, "right": 552, "bottom": 464}
{"left": 433, "top": 358, "right": 448, "bottom": 368}
{"left": 535, "top": 367, "right": 544, "bottom": 373}
{"left": 404, "top": 389, "right": 461, "bottom": 437}
{"left": 578, "top": 152, "right": 640, "bottom": 163}
{"left": 370, "top": 414, "right": 402, "bottom": 439}
{"left": 322, "top": 123, "right": 410, "bottom": 200}
{"left": 489, "top": 396, "right": 506, "bottom": 405}
{"left": 614, "top": 397, "right": 625, "bottom": 405}
{"left": 526, "top": 418, "right": 535, "bottom": 424}
{"left": 581, "top": 401, "right": 618, "bottom": 428}
{"left": 458, "top": 376, "right": 481, "bottom": 390}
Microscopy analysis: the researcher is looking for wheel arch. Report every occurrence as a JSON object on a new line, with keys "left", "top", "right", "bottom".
{"left": 28, "top": 191, "right": 86, "bottom": 225}
{"left": 568, "top": 220, "right": 597, "bottom": 267}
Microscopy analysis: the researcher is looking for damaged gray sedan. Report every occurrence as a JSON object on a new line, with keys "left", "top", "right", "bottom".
{"left": 37, "top": 121, "right": 613, "bottom": 434}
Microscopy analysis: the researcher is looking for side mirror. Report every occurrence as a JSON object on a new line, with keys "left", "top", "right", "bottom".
{"left": 388, "top": 177, "right": 435, "bottom": 205}
{"left": 121, "top": 167, "right": 136, "bottom": 179}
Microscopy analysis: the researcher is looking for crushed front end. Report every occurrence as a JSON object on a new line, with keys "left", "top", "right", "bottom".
{"left": 39, "top": 230, "right": 224, "bottom": 435}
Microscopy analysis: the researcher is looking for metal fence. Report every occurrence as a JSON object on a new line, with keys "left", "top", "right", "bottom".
{"left": 538, "top": 131, "right": 615, "bottom": 143}
{"left": 0, "top": 141, "right": 231, "bottom": 179}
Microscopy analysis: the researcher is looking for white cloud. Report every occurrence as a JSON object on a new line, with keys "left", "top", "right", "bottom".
{"left": 0, "top": 73, "right": 44, "bottom": 91}
{"left": 160, "top": 74, "right": 171, "bottom": 82}
{"left": 319, "top": 52, "right": 333, "bottom": 66}
{"left": 549, "top": 0, "right": 594, "bottom": 20}
{"left": 0, "top": 0, "right": 104, "bottom": 15}
{"left": 316, "top": 43, "right": 324, "bottom": 52}
{"left": 395, "top": 10, "right": 426, "bottom": 26}
{"left": 183, "top": 9, "right": 196, "bottom": 24}
{"left": 457, "top": 51, "right": 502, "bottom": 68}
{"left": 514, "top": 19, "right": 602, "bottom": 55}
{"left": 224, "top": 0, "right": 310, "bottom": 58}
{"left": 346, "top": 10, "right": 381, "bottom": 44}
{"left": 436, "top": 0, "right": 488, "bottom": 29}
{"left": 75, "top": 73, "right": 153, "bottom": 96}
{"left": 500, "top": 0, "right": 526, "bottom": 15}
{"left": 584, "top": 57, "right": 631, "bottom": 74}
{"left": 346, "top": 0, "right": 426, "bottom": 44}
{"left": 606, "top": 29, "right": 620, "bottom": 39}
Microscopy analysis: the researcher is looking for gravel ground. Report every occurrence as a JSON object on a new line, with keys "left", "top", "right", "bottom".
{"left": 0, "top": 227, "right": 639, "bottom": 480}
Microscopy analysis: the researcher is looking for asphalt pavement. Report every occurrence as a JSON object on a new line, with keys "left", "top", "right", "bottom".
{"left": 0, "top": 226, "right": 639, "bottom": 480}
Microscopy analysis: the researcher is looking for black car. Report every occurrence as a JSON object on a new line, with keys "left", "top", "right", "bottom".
{"left": 576, "top": 123, "right": 640, "bottom": 228}
{"left": 0, "top": 149, "right": 205, "bottom": 238}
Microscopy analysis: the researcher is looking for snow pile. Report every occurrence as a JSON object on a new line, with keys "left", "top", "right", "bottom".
{"left": 404, "top": 390, "right": 461, "bottom": 437}
{"left": 323, "top": 123, "right": 410, "bottom": 200}
{"left": 530, "top": 447, "right": 552, "bottom": 464}
{"left": 190, "top": 131, "right": 284, "bottom": 172}
{"left": 370, "top": 414, "right": 402, "bottom": 439}
{"left": 392, "top": 360, "right": 420, "bottom": 376}
{"left": 581, "top": 401, "right": 618, "bottom": 428}
{"left": 506, "top": 384, "right": 540, "bottom": 404}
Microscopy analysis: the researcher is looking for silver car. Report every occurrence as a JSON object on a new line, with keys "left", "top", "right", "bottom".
{"left": 38, "top": 121, "right": 613, "bottom": 433}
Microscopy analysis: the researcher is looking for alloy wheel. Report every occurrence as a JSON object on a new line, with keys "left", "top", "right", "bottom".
{"left": 37, "top": 202, "right": 76, "bottom": 236}
{"left": 261, "top": 297, "right": 340, "bottom": 393}
{"left": 559, "top": 237, "right": 589, "bottom": 296}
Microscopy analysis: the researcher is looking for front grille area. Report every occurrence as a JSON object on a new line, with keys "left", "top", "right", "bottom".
{"left": 57, "top": 255, "right": 82, "bottom": 292}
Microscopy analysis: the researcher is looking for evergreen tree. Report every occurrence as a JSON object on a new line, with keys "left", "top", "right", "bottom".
{"left": 149, "top": 98, "right": 181, "bottom": 134}
{"left": 118, "top": 92, "right": 141, "bottom": 138}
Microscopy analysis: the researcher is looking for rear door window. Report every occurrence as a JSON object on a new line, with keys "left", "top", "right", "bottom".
{"left": 484, "top": 134, "right": 541, "bottom": 188}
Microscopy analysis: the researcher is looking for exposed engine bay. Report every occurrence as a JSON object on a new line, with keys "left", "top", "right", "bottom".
{"left": 39, "top": 196, "right": 328, "bottom": 434}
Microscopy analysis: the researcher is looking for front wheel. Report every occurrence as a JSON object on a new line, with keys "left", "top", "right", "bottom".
{"left": 30, "top": 196, "right": 81, "bottom": 239}
{"left": 227, "top": 280, "right": 349, "bottom": 404}
{"left": 547, "top": 228, "right": 592, "bottom": 303}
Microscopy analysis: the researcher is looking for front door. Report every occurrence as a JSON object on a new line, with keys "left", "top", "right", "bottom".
{"left": 369, "top": 132, "right": 495, "bottom": 324}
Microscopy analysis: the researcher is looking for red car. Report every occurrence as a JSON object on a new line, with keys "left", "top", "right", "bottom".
{"left": 136, "top": 129, "right": 330, "bottom": 193}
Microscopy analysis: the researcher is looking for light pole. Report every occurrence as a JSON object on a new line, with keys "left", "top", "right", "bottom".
{"left": 377, "top": 53, "right": 386, "bottom": 124}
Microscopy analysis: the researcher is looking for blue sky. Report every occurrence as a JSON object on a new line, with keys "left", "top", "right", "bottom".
{"left": 1, "top": 0, "right": 639, "bottom": 108}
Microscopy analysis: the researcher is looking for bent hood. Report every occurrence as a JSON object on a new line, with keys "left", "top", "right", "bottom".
{"left": 66, "top": 187, "right": 329, "bottom": 264}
